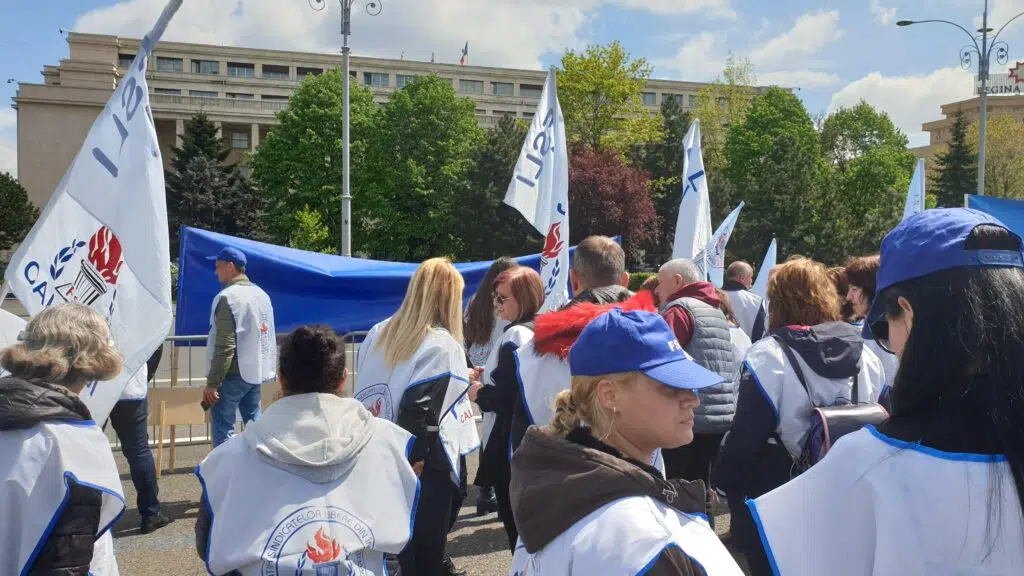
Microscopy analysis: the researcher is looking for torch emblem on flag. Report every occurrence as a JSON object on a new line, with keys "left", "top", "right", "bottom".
{"left": 54, "top": 226, "right": 125, "bottom": 308}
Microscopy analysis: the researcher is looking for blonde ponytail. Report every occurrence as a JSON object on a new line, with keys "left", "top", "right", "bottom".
{"left": 546, "top": 372, "right": 638, "bottom": 438}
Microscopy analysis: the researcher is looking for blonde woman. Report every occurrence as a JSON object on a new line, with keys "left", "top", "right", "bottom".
{"left": 509, "top": 308, "right": 743, "bottom": 576}
{"left": 0, "top": 304, "right": 126, "bottom": 576}
{"left": 356, "top": 258, "right": 479, "bottom": 576}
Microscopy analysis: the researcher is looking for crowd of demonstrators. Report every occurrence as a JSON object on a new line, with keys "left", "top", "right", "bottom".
{"left": 463, "top": 256, "right": 516, "bottom": 517}
{"left": 844, "top": 254, "right": 900, "bottom": 390}
{"left": 654, "top": 258, "right": 738, "bottom": 488}
{"left": 0, "top": 304, "right": 127, "bottom": 576}
{"left": 713, "top": 256, "right": 887, "bottom": 575}
{"left": 196, "top": 325, "right": 419, "bottom": 575}
{"left": 356, "top": 257, "right": 479, "bottom": 576}
{"left": 472, "top": 266, "right": 544, "bottom": 549}
{"left": 203, "top": 247, "right": 278, "bottom": 448}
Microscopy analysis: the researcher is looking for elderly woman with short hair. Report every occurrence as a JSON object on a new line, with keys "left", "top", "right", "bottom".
{"left": 0, "top": 303, "right": 127, "bottom": 576}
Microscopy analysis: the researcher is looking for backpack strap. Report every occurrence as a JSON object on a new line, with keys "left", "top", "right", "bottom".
{"left": 851, "top": 372, "right": 860, "bottom": 404}
{"left": 772, "top": 334, "right": 810, "bottom": 397}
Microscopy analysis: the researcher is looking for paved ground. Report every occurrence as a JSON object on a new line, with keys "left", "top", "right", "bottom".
{"left": 111, "top": 440, "right": 733, "bottom": 576}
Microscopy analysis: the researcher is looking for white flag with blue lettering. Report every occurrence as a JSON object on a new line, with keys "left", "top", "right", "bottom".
{"left": 504, "top": 68, "right": 569, "bottom": 313}
{"left": 902, "top": 158, "right": 926, "bottom": 221}
{"left": 752, "top": 238, "right": 777, "bottom": 301}
{"left": 697, "top": 201, "right": 744, "bottom": 287}
{"left": 673, "top": 120, "right": 713, "bottom": 276}
{"left": 1, "top": 0, "right": 180, "bottom": 423}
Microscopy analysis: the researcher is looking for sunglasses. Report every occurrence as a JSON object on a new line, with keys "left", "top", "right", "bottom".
{"left": 492, "top": 292, "right": 511, "bottom": 305}
{"left": 869, "top": 318, "right": 893, "bottom": 354}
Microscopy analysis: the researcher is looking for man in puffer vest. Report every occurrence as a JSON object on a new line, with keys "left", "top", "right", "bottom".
{"left": 655, "top": 258, "right": 738, "bottom": 485}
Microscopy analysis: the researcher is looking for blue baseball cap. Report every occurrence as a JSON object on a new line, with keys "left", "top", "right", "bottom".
{"left": 569, "top": 308, "right": 725, "bottom": 390}
{"left": 863, "top": 208, "right": 1024, "bottom": 339}
{"left": 207, "top": 246, "right": 247, "bottom": 268}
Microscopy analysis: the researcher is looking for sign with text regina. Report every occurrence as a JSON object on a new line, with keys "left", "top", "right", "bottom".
{"left": 504, "top": 68, "right": 570, "bottom": 313}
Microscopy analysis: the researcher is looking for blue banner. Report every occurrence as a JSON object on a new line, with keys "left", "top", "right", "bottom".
{"left": 966, "top": 195, "right": 1024, "bottom": 237}
{"left": 174, "top": 227, "right": 612, "bottom": 340}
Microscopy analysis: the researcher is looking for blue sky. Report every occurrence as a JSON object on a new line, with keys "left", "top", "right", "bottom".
{"left": 2, "top": 0, "right": 1022, "bottom": 176}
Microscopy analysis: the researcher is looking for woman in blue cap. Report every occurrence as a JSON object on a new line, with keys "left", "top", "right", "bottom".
{"left": 509, "top": 306, "right": 744, "bottom": 575}
{"left": 748, "top": 208, "right": 1024, "bottom": 575}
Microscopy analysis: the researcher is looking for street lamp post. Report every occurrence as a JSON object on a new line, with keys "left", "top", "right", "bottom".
{"left": 898, "top": 0, "right": 1024, "bottom": 196}
{"left": 309, "top": 0, "right": 382, "bottom": 256}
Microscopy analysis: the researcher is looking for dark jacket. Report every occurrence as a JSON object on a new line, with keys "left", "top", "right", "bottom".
{"left": 572, "top": 284, "right": 633, "bottom": 306}
{"left": 511, "top": 426, "right": 709, "bottom": 575}
{"left": 0, "top": 377, "right": 103, "bottom": 576}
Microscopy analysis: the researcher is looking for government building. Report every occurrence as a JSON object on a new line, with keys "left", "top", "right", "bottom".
{"left": 13, "top": 32, "right": 737, "bottom": 209}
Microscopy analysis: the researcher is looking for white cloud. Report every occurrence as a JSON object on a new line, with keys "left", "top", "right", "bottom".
{"left": 610, "top": 0, "right": 735, "bottom": 18}
{"left": 869, "top": 0, "right": 896, "bottom": 26}
{"left": 749, "top": 10, "right": 843, "bottom": 67}
{"left": 652, "top": 31, "right": 728, "bottom": 80}
{"left": 759, "top": 70, "right": 841, "bottom": 88}
{"left": 73, "top": 0, "right": 735, "bottom": 72}
{"left": 828, "top": 67, "right": 975, "bottom": 147}
{"left": 975, "top": 0, "right": 1024, "bottom": 35}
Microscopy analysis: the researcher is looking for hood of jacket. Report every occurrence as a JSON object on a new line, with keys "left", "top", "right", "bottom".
{"left": 666, "top": 281, "right": 721, "bottom": 309}
{"left": 243, "top": 393, "right": 375, "bottom": 484}
{"left": 510, "top": 426, "right": 707, "bottom": 554}
{"left": 533, "top": 290, "right": 655, "bottom": 359}
{"left": 0, "top": 377, "right": 92, "bottom": 431}
{"left": 775, "top": 321, "right": 864, "bottom": 379}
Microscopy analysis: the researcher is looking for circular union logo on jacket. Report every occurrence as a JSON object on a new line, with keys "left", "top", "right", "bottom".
{"left": 354, "top": 383, "right": 394, "bottom": 421}
{"left": 261, "top": 505, "right": 375, "bottom": 576}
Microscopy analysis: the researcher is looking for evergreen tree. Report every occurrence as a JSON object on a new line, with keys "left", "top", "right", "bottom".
{"left": 0, "top": 172, "right": 39, "bottom": 253}
{"left": 932, "top": 112, "right": 977, "bottom": 207}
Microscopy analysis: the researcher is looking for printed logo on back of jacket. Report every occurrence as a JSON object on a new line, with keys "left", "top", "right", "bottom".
{"left": 355, "top": 384, "right": 393, "bottom": 420}
{"left": 262, "top": 506, "right": 375, "bottom": 576}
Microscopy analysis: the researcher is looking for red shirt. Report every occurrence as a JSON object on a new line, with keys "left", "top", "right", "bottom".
{"left": 661, "top": 281, "right": 722, "bottom": 347}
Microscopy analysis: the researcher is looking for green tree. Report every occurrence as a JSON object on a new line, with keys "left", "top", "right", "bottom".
{"left": 631, "top": 96, "right": 692, "bottom": 264}
{"left": 251, "top": 70, "right": 378, "bottom": 252}
{"left": 361, "top": 75, "right": 484, "bottom": 261}
{"left": 931, "top": 112, "right": 977, "bottom": 207}
{"left": 695, "top": 55, "right": 757, "bottom": 173}
{"left": 557, "top": 41, "right": 662, "bottom": 153}
{"left": 0, "top": 172, "right": 39, "bottom": 253}
{"left": 289, "top": 205, "right": 336, "bottom": 254}
{"left": 165, "top": 112, "right": 231, "bottom": 256}
{"left": 456, "top": 114, "right": 542, "bottom": 260}
{"left": 817, "top": 101, "right": 915, "bottom": 262}
{"left": 725, "top": 87, "right": 825, "bottom": 263}
{"left": 968, "top": 113, "right": 1024, "bottom": 198}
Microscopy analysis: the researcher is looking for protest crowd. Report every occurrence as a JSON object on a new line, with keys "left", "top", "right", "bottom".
{"left": 3, "top": 2, "right": 1024, "bottom": 575}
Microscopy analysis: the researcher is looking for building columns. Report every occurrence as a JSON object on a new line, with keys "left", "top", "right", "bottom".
{"left": 251, "top": 123, "right": 260, "bottom": 151}
{"left": 175, "top": 119, "right": 185, "bottom": 147}
{"left": 213, "top": 121, "right": 222, "bottom": 136}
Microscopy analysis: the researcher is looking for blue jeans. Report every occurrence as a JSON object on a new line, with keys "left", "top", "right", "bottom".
{"left": 211, "top": 375, "right": 261, "bottom": 448}
{"left": 108, "top": 398, "right": 160, "bottom": 519}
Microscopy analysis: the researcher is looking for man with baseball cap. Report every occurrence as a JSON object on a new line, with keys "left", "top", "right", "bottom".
{"left": 204, "top": 247, "right": 276, "bottom": 448}
{"left": 510, "top": 307, "right": 743, "bottom": 576}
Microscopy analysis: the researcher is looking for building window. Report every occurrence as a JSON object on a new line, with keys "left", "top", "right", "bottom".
{"left": 156, "top": 57, "right": 183, "bottom": 73}
{"left": 232, "top": 132, "right": 250, "bottom": 149}
{"left": 262, "top": 95, "right": 289, "bottom": 101}
{"left": 643, "top": 92, "right": 657, "bottom": 106}
{"left": 189, "top": 90, "right": 218, "bottom": 98}
{"left": 296, "top": 67, "right": 323, "bottom": 80}
{"left": 662, "top": 93, "right": 683, "bottom": 105}
{"left": 475, "top": 109, "right": 487, "bottom": 115}
{"left": 493, "top": 82, "right": 514, "bottom": 97}
{"left": 153, "top": 87, "right": 181, "bottom": 95}
{"left": 397, "top": 74, "right": 417, "bottom": 88}
{"left": 191, "top": 59, "right": 220, "bottom": 75}
{"left": 227, "top": 62, "right": 255, "bottom": 78}
{"left": 520, "top": 84, "right": 543, "bottom": 98}
{"left": 227, "top": 92, "right": 255, "bottom": 99}
{"left": 262, "top": 64, "right": 290, "bottom": 80}
{"left": 492, "top": 110, "right": 516, "bottom": 117}
{"left": 688, "top": 94, "right": 697, "bottom": 107}
{"left": 363, "top": 72, "right": 389, "bottom": 87}
{"left": 118, "top": 54, "right": 135, "bottom": 68}
{"left": 459, "top": 79, "right": 485, "bottom": 94}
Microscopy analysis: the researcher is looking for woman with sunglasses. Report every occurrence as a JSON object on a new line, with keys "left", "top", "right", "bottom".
{"left": 470, "top": 266, "right": 544, "bottom": 551}
{"left": 749, "top": 209, "right": 1024, "bottom": 575}
{"left": 844, "top": 254, "right": 899, "bottom": 391}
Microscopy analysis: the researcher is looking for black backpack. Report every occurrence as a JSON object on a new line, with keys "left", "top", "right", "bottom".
{"left": 773, "top": 336, "right": 889, "bottom": 475}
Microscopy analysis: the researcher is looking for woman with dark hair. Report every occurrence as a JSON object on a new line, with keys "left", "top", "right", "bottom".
{"left": 713, "top": 257, "right": 887, "bottom": 575}
{"left": 844, "top": 254, "right": 899, "bottom": 389}
{"left": 750, "top": 209, "right": 1024, "bottom": 574}
{"left": 464, "top": 257, "right": 517, "bottom": 516}
{"left": 470, "top": 266, "right": 544, "bottom": 550}
{"left": 826, "top": 266, "right": 855, "bottom": 323}
{"left": 196, "top": 325, "right": 419, "bottom": 575}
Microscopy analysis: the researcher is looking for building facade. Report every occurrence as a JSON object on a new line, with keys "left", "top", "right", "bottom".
{"left": 912, "top": 94, "right": 1024, "bottom": 160}
{"left": 15, "top": 32, "right": 733, "bottom": 209}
